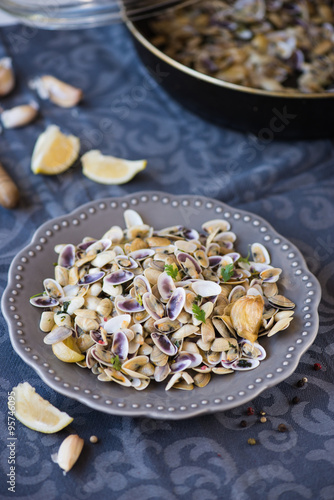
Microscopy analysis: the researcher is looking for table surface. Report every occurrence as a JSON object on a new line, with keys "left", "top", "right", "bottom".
{"left": 0, "top": 21, "right": 333, "bottom": 500}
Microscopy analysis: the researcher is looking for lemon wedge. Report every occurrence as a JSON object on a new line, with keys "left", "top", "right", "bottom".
{"left": 52, "top": 336, "right": 85, "bottom": 363}
{"left": 31, "top": 124, "right": 80, "bottom": 175}
{"left": 11, "top": 382, "right": 73, "bottom": 433}
{"left": 81, "top": 150, "right": 147, "bottom": 185}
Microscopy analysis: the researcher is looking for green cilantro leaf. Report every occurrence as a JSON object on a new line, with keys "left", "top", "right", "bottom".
{"left": 192, "top": 303, "right": 206, "bottom": 323}
{"left": 111, "top": 355, "right": 122, "bottom": 371}
{"left": 221, "top": 263, "right": 234, "bottom": 282}
{"left": 164, "top": 264, "right": 178, "bottom": 280}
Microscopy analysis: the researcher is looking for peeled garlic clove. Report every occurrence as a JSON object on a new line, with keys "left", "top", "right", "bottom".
{"left": 30, "top": 75, "right": 82, "bottom": 108}
{"left": 230, "top": 294, "right": 264, "bottom": 343}
{"left": 55, "top": 434, "right": 84, "bottom": 473}
{"left": 1, "top": 102, "right": 38, "bottom": 129}
{"left": 0, "top": 58, "right": 15, "bottom": 96}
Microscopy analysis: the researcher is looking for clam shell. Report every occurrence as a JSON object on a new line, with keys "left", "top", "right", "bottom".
{"left": 260, "top": 267, "right": 282, "bottom": 283}
{"left": 194, "top": 249, "right": 209, "bottom": 268}
{"left": 104, "top": 270, "right": 134, "bottom": 286}
{"left": 43, "top": 278, "right": 64, "bottom": 300}
{"left": 131, "top": 377, "right": 150, "bottom": 391}
{"left": 171, "top": 324, "right": 199, "bottom": 340}
{"left": 90, "top": 329, "right": 108, "bottom": 346}
{"left": 133, "top": 275, "right": 151, "bottom": 296}
{"left": 102, "top": 225, "right": 124, "bottom": 243}
{"left": 171, "top": 352, "right": 202, "bottom": 372}
{"left": 117, "top": 297, "right": 145, "bottom": 313}
{"left": 251, "top": 243, "right": 270, "bottom": 264}
{"left": 143, "top": 292, "right": 165, "bottom": 320}
{"left": 90, "top": 251, "right": 116, "bottom": 268}
{"left": 167, "top": 288, "right": 185, "bottom": 321}
{"left": 43, "top": 326, "right": 73, "bottom": 345}
{"left": 202, "top": 219, "right": 231, "bottom": 234}
{"left": 104, "top": 368, "right": 132, "bottom": 387}
{"left": 191, "top": 279, "right": 221, "bottom": 298}
{"left": 128, "top": 249, "right": 155, "bottom": 261}
{"left": 103, "top": 314, "right": 131, "bottom": 333}
{"left": 154, "top": 363, "right": 171, "bottom": 382}
{"left": 112, "top": 331, "right": 129, "bottom": 360}
{"left": 177, "top": 252, "right": 201, "bottom": 278}
{"left": 58, "top": 244, "right": 75, "bottom": 268}
{"left": 157, "top": 272, "right": 175, "bottom": 301}
{"left": 39, "top": 311, "right": 55, "bottom": 332}
{"left": 154, "top": 317, "right": 181, "bottom": 334}
{"left": 30, "top": 295, "right": 59, "bottom": 308}
{"left": 240, "top": 340, "right": 266, "bottom": 360}
{"left": 193, "top": 372, "right": 211, "bottom": 387}
{"left": 231, "top": 358, "right": 260, "bottom": 371}
{"left": 268, "top": 295, "right": 295, "bottom": 310}
{"left": 91, "top": 347, "right": 115, "bottom": 366}
{"left": 182, "top": 228, "right": 199, "bottom": 241}
{"left": 122, "top": 355, "right": 150, "bottom": 379}
{"left": 175, "top": 240, "right": 197, "bottom": 253}
{"left": 124, "top": 209, "right": 144, "bottom": 228}
{"left": 151, "top": 332, "right": 178, "bottom": 356}
{"left": 78, "top": 271, "right": 105, "bottom": 286}
{"left": 114, "top": 255, "right": 138, "bottom": 270}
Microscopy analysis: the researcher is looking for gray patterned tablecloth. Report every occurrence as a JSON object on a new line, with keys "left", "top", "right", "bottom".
{"left": 0, "top": 22, "right": 333, "bottom": 500}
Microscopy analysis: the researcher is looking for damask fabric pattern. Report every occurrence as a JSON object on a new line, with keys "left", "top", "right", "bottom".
{"left": 0, "top": 22, "right": 333, "bottom": 500}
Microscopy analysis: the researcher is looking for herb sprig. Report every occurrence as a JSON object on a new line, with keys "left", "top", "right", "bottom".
{"left": 111, "top": 355, "right": 122, "bottom": 371}
{"left": 164, "top": 264, "right": 178, "bottom": 280}
{"left": 192, "top": 303, "right": 206, "bottom": 323}
{"left": 221, "top": 263, "right": 234, "bottom": 282}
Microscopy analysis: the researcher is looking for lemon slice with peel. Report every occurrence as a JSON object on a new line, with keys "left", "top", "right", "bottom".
{"left": 52, "top": 336, "right": 84, "bottom": 363}
{"left": 82, "top": 150, "right": 147, "bottom": 185}
{"left": 12, "top": 382, "right": 73, "bottom": 433}
{"left": 31, "top": 124, "right": 80, "bottom": 175}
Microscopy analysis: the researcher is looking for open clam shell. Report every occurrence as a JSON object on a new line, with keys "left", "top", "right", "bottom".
{"left": 103, "top": 314, "right": 131, "bottom": 333}
{"left": 239, "top": 340, "right": 266, "bottom": 361}
{"left": 104, "top": 270, "right": 134, "bottom": 286}
{"left": 112, "top": 331, "right": 129, "bottom": 360}
{"left": 78, "top": 271, "right": 105, "bottom": 286}
{"left": 167, "top": 288, "right": 185, "bottom": 321}
{"left": 177, "top": 252, "right": 201, "bottom": 278}
{"left": 191, "top": 279, "right": 221, "bottom": 298}
{"left": 151, "top": 332, "right": 178, "bottom": 356}
{"left": 231, "top": 358, "right": 260, "bottom": 371}
{"left": 143, "top": 292, "right": 165, "bottom": 320}
{"left": 157, "top": 272, "right": 175, "bottom": 301}
{"left": 58, "top": 244, "right": 75, "bottom": 268}
{"left": 116, "top": 297, "right": 145, "bottom": 313}
{"left": 30, "top": 295, "right": 59, "bottom": 308}
{"left": 43, "top": 326, "right": 73, "bottom": 345}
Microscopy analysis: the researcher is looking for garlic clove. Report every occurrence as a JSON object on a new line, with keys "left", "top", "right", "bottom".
{"left": 54, "top": 434, "right": 84, "bottom": 473}
{"left": 0, "top": 58, "right": 15, "bottom": 96}
{"left": 230, "top": 294, "right": 264, "bottom": 343}
{"left": 30, "top": 75, "right": 82, "bottom": 108}
{"left": 1, "top": 102, "right": 38, "bottom": 129}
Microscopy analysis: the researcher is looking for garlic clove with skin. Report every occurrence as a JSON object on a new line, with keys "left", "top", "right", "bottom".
{"left": 0, "top": 58, "right": 15, "bottom": 96}
{"left": 1, "top": 102, "right": 38, "bottom": 129}
{"left": 53, "top": 434, "right": 84, "bottom": 473}
{"left": 230, "top": 294, "right": 264, "bottom": 343}
{"left": 30, "top": 75, "right": 83, "bottom": 108}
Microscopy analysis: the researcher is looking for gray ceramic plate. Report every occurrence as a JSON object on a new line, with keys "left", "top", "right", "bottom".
{"left": 2, "top": 192, "right": 321, "bottom": 419}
